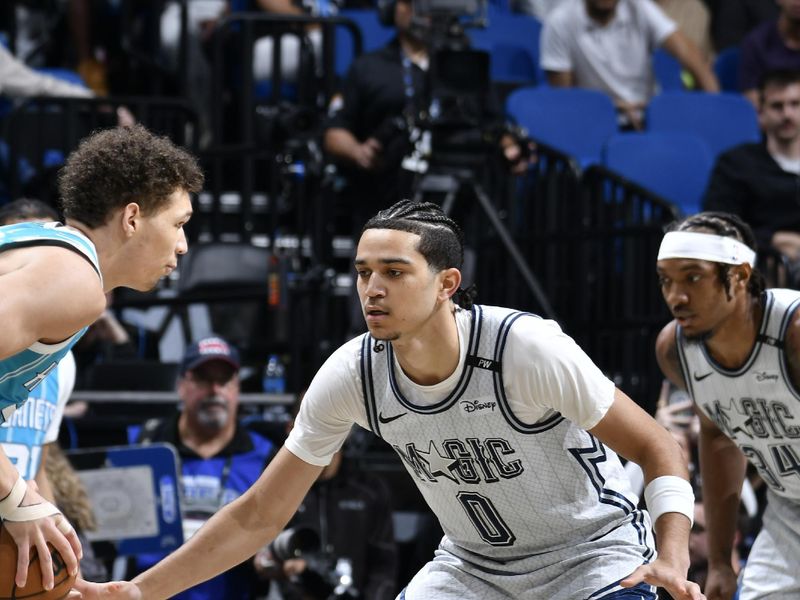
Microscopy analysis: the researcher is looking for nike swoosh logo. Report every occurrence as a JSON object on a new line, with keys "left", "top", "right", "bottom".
{"left": 378, "top": 411, "right": 407, "bottom": 424}
{"left": 693, "top": 372, "right": 713, "bottom": 381}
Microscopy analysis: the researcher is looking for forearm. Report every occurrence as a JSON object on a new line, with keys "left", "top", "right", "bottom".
{"left": 653, "top": 511, "right": 692, "bottom": 572}
{"left": 699, "top": 430, "right": 747, "bottom": 567}
{"left": 662, "top": 31, "right": 719, "bottom": 93}
{"left": 324, "top": 128, "right": 363, "bottom": 165}
{"left": 0, "top": 451, "right": 22, "bottom": 497}
{"left": 134, "top": 447, "right": 322, "bottom": 599}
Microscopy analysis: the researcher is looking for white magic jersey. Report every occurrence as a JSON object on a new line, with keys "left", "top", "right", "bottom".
{"left": 361, "top": 305, "right": 655, "bottom": 598}
{"left": 677, "top": 289, "right": 800, "bottom": 501}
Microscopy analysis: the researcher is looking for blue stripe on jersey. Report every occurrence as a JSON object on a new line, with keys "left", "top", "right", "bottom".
{"left": 0, "top": 222, "right": 99, "bottom": 422}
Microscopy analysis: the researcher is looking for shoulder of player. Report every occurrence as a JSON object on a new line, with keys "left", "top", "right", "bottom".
{"left": 655, "top": 320, "right": 685, "bottom": 390}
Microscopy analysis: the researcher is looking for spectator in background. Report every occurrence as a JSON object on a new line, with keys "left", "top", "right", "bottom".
{"left": 255, "top": 396, "right": 398, "bottom": 600}
{"left": 740, "top": 0, "right": 800, "bottom": 105}
{"left": 655, "top": 0, "right": 714, "bottom": 64}
{"left": 703, "top": 70, "right": 800, "bottom": 285}
{"left": 252, "top": 0, "right": 336, "bottom": 83}
{"left": 160, "top": 1, "right": 229, "bottom": 146}
{"left": 323, "top": 0, "right": 527, "bottom": 232}
{"left": 132, "top": 336, "right": 277, "bottom": 600}
{"left": 714, "top": 0, "right": 779, "bottom": 52}
{"left": 512, "top": 0, "right": 560, "bottom": 19}
{"left": 541, "top": 0, "right": 719, "bottom": 129}
{"left": 0, "top": 42, "right": 92, "bottom": 99}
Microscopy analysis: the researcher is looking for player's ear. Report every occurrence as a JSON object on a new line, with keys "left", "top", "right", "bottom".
{"left": 439, "top": 267, "right": 461, "bottom": 301}
{"left": 121, "top": 202, "right": 141, "bottom": 236}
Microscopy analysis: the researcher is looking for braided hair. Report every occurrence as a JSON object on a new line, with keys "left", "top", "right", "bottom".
{"left": 668, "top": 211, "right": 766, "bottom": 300}
{"left": 362, "top": 200, "right": 477, "bottom": 308}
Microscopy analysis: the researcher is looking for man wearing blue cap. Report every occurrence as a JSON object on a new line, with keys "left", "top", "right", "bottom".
{"left": 130, "top": 336, "right": 277, "bottom": 600}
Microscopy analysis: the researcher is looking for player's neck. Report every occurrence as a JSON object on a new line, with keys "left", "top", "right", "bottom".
{"left": 767, "top": 134, "right": 800, "bottom": 162}
{"left": 179, "top": 415, "right": 235, "bottom": 459}
{"left": 65, "top": 217, "right": 118, "bottom": 292}
{"left": 392, "top": 305, "right": 459, "bottom": 385}
{"left": 704, "top": 294, "right": 763, "bottom": 369}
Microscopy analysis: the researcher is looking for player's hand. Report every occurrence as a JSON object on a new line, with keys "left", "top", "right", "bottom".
{"left": 68, "top": 579, "right": 142, "bottom": 600}
{"left": 703, "top": 564, "right": 739, "bottom": 600}
{"left": 621, "top": 559, "right": 705, "bottom": 600}
{"left": 3, "top": 480, "right": 81, "bottom": 590}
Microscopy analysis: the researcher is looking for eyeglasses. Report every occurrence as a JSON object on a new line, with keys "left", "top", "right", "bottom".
{"left": 184, "top": 371, "right": 237, "bottom": 388}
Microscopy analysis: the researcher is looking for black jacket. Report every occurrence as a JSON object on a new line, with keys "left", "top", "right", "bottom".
{"left": 702, "top": 141, "right": 800, "bottom": 251}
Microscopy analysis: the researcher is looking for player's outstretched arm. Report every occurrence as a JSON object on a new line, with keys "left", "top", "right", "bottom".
{"left": 590, "top": 389, "right": 704, "bottom": 600}
{"left": 71, "top": 446, "right": 323, "bottom": 600}
{"left": 1, "top": 454, "right": 81, "bottom": 591}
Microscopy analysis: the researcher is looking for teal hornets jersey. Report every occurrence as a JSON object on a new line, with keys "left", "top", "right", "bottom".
{"left": 0, "top": 352, "right": 75, "bottom": 479}
{"left": 0, "top": 222, "right": 100, "bottom": 423}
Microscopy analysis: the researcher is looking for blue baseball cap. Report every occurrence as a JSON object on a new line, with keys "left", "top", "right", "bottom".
{"left": 181, "top": 336, "right": 240, "bottom": 374}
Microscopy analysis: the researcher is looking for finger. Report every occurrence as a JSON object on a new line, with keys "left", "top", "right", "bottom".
{"left": 15, "top": 537, "right": 30, "bottom": 588}
{"left": 50, "top": 521, "right": 81, "bottom": 577}
{"left": 619, "top": 566, "right": 647, "bottom": 588}
{"left": 36, "top": 533, "right": 55, "bottom": 591}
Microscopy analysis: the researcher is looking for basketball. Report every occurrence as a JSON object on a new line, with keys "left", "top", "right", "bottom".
{"left": 0, "top": 524, "right": 76, "bottom": 600}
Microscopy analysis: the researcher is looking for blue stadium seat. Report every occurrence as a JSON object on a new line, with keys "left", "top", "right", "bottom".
{"left": 646, "top": 90, "right": 760, "bottom": 157}
{"left": 603, "top": 131, "right": 713, "bottom": 216}
{"left": 335, "top": 9, "right": 395, "bottom": 76}
{"left": 506, "top": 86, "right": 617, "bottom": 167}
{"left": 469, "top": 12, "right": 542, "bottom": 85}
{"left": 714, "top": 46, "right": 741, "bottom": 92}
{"left": 653, "top": 48, "right": 685, "bottom": 91}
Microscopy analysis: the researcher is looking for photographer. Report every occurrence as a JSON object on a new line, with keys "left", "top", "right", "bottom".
{"left": 254, "top": 400, "right": 398, "bottom": 600}
{"left": 323, "top": 0, "right": 528, "bottom": 232}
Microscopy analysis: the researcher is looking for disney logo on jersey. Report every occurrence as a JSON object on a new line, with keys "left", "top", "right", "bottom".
{"left": 754, "top": 371, "right": 779, "bottom": 382}
{"left": 394, "top": 438, "right": 524, "bottom": 485}
{"left": 460, "top": 399, "right": 497, "bottom": 414}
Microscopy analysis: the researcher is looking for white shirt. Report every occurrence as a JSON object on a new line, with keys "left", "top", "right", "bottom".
{"left": 286, "top": 306, "right": 615, "bottom": 466}
{"left": 540, "top": 0, "right": 677, "bottom": 104}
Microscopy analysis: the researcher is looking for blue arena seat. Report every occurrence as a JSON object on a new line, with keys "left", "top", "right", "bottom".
{"left": 506, "top": 86, "right": 617, "bottom": 167}
{"left": 714, "top": 46, "right": 741, "bottom": 92}
{"left": 652, "top": 48, "right": 685, "bottom": 91}
{"left": 603, "top": 131, "right": 714, "bottom": 216}
{"left": 646, "top": 90, "right": 760, "bottom": 158}
{"left": 335, "top": 9, "right": 395, "bottom": 76}
{"left": 469, "top": 12, "right": 542, "bottom": 84}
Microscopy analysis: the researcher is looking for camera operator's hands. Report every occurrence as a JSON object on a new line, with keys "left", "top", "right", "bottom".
{"left": 500, "top": 133, "right": 536, "bottom": 175}
{"left": 353, "top": 138, "right": 384, "bottom": 171}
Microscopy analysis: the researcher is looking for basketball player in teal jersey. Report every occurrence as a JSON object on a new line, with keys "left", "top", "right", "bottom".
{"left": 75, "top": 201, "right": 703, "bottom": 600}
{"left": 656, "top": 212, "right": 800, "bottom": 600}
{"left": 0, "top": 125, "right": 203, "bottom": 592}
{"left": 0, "top": 199, "right": 77, "bottom": 501}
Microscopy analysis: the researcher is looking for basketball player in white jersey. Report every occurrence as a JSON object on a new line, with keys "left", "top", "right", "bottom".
{"left": 74, "top": 201, "right": 703, "bottom": 600}
{"left": 0, "top": 125, "right": 202, "bottom": 591}
{"left": 655, "top": 211, "right": 800, "bottom": 599}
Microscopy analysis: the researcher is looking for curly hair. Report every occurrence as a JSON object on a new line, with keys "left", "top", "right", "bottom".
{"left": 668, "top": 211, "right": 766, "bottom": 301}
{"left": 44, "top": 444, "right": 97, "bottom": 533}
{"left": 58, "top": 124, "right": 204, "bottom": 228}
{"left": 362, "top": 200, "right": 477, "bottom": 308}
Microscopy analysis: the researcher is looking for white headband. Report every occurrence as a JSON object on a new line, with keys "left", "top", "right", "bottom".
{"left": 658, "top": 231, "right": 756, "bottom": 266}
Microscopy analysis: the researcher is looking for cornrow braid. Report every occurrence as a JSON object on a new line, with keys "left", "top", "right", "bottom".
{"left": 363, "top": 200, "right": 477, "bottom": 308}
{"left": 668, "top": 211, "right": 766, "bottom": 300}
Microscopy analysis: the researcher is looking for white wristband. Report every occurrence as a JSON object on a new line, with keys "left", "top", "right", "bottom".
{"left": 644, "top": 475, "right": 694, "bottom": 526}
{"left": 0, "top": 476, "right": 61, "bottom": 523}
